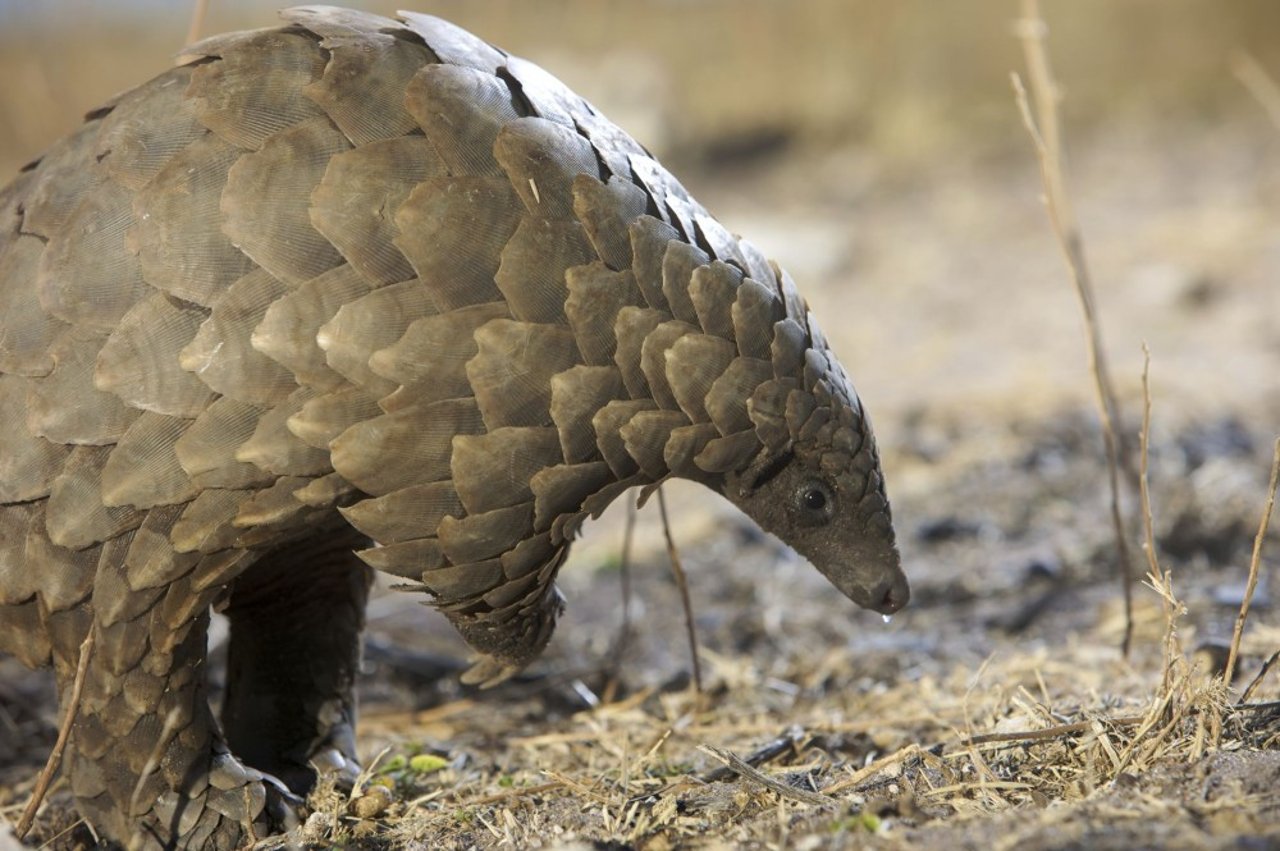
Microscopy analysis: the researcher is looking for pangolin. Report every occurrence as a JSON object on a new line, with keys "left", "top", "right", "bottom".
{"left": 0, "top": 6, "right": 908, "bottom": 848}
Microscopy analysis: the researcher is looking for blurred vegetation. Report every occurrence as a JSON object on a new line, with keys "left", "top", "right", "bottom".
{"left": 2, "top": 0, "right": 1279, "bottom": 178}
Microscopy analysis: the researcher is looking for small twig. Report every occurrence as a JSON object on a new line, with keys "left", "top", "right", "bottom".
{"left": 17, "top": 631, "right": 96, "bottom": 838}
{"left": 185, "top": 0, "right": 211, "bottom": 48}
{"left": 129, "top": 706, "right": 185, "bottom": 818}
{"left": 1138, "top": 344, "right": 1181, "bottom": 694}
{"left": 656, "top": 487, "right": 703, "bottom": 696}
{"left": 34, "top": 817, "right": 86, "bottom": 850}
{"left": 1138, "top": 345, "right": 1162, "bottom": 609}
{"left": 1223, "top": 437, "right": 1280, "bottom": 688}
{"left": 1013, "top": 0, "right": 1134, "bottom": 656}
{"left": 448, "top": 780, "right": 564, "bottom": 810}
{"left": 1231, "top": 51, "right": 1280, "bottom": 133}
{"left": 697, "top": 745, "right": 834, "bottom": 808}
{"left": 822, "top": 744, "right": 923, "bottom": 795}
{"left": 953, "top": 701, "right": 1280, "bottom": 755}
{"left": 702, "top": 733, "right": 800, "bottom": 782}
{"left": 539, "top": 769, "right": 611, "bottom": 805}
{"left": 604, "top": 492, "right": 639, "bottom": 685}
{"left": 961, "top": 717, "right": 1127, "bottom": 747}
{"left": 1240, "top": 650, "right": 1280, "bottom": 705}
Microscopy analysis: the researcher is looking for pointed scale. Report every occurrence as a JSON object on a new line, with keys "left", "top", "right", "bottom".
{"left": 591, "top": 399, "right": 656, "bottom": 479}
{"left": 628, "top": 216, "right": 680, "bottom": 313}
{"left": 330, "top": 397, "right": 485, "bottom": 495}
{"left": 310, "top": 137, "right": 443, "bottom": 287}
{"left": 235, "top": 386, "right": 332, "bottom": 477}
{"left": 24, "top": 504, "right": 99, "bottom": 613}
{"left": 393, "top": 175, "right": 522, "bottom": 312}
{"left": 286, "top": 386, "right": 383, "bottom": 451}
{"left": 186, "top": 30, "right": 328, "bottom": 150}
{"left": 619, "top": 409, "right": 691, "bottom": 480}
{"left": 529, "top": 461, "right": 613, "bottom": 531}
{"left": 37, "top": 179, "right": 151, "bottom": 331}
{"left": 95, "top": 292, "right": 215, "bottom": 417}
{"left": 548, "top": 364, "right": 625, "bottom": 464}
{"left": 44, "top": 446, "right": 145, "bottom": 551}
{"left": 100, "top": 412, "right": 200, "bottom": 509}
{"left": 466, "top": 319, "right": 581, "bottom": 430}
{"left": 132, "top": 132, "right": 255, "bottom": 306}
{"left": 316, "top": 279, "right": 436, "bottom": 398}
{"left": 369, "top": 301, "right": 509, "bottom": 407}
{"left": 404, "top": 63, "right": 521, "bottom": 176}
{"left": 174, "top": 397, "right": 275, "bottom": 490}
{"left": 495, "top": 117, "right": 602, "bottom": 218}
{"left": 664, "top": 333, "right": 736, "bottom": 425}
{"left": 638, "top": 319, "right": 699, "bottom": 411}
{"left": 564, "top": 262, "right": 645, "bottom": 367}
{"left": 0, "top": 375, "right": 70, "bottom": 503}
{"left": 26, "top": 327, "right": 140, "bottom": 446}
{"left": 221, "top": 117, "right": 351, "bottom": 286}
{"left": 450, "top": 427, "right": 563, "bottom": 515}
{"left": 660, "top": 239, "right": 709, "bottom": 326}
{"left": 340, "top": 481, "right": 464, "bottom": 544}
{"left": 572, "top": 174, "right": 650, "bottom": 272}
{"left": 495, "top": 217, "right": 595, "bottom": 325}
{"left": 689, "top": 260, "right": 742, "bottom": 341}
{"left": 124, "top": 505, "right": 202, "bottom": 591}
{"left": 180, "top": 268, "right": 297, "bottom": 405}
{"left": 705, "top": 357, "right": 773, "bottom": 436}
{"left": 731, "top": 278, "right": 784, "bottom": 360}
{"left": 251, "top": 264, "right": 371, "bottom": 391}
{"left": 438, "top": 503, "right": 533, "bottom": 564}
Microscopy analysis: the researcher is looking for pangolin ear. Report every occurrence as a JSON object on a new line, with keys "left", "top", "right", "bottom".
{"left": 737, "top": 448, "right": 794, "bottom": 498}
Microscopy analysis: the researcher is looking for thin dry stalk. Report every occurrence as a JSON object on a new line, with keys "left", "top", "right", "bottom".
{"left": 697, "top": 745, "right": 834, "bottom": 807}
{"left": 34, "top": 817, "right": 87, "bottom": 850}
{"left": 1240, "top": 650, "right": 1280, "bottom": 704}
{"left": 656, "top": 487, "right": 703, "bottom": 696}
{"left": 604, "top": 492, "right": 639, "bottom": 689}
{"left": 1231, "top": 51, "right": 1280, "bottom": 133}
{"left": 1013, "top": 0, "right": 1134, "bottom": 656}
{"left": 957, "top": 716, "right": 1142, "bottom": 749}
{"left": 823, "top": 744, "right": 923, "bottom": 795}
{"left": 1223, "top": 437, "right": 1280, "bottom": 688}
{"left": 128, "top": 706, "right": 184, "bottom": 819}
{"left": 185, "top": 0, "right": 211, "bottom": 48}
{"left": 1138, "top": 345, "right": 1182, "bottom": 694}
{"left": 16, "top": 631, "right": 95, "bottom": 839}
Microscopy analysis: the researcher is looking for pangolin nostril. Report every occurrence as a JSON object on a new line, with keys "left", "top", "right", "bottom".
{"left": 872, "top": 574, "right": 910, "bottom": 614}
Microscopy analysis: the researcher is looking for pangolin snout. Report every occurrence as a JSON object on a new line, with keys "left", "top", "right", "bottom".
{"left": 866, "top": 572, "right": 910, "bottom": 615}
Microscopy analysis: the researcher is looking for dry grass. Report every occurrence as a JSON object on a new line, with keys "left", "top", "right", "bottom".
{"left": 258, "top": 632, "right": 1278, "bottom": 849}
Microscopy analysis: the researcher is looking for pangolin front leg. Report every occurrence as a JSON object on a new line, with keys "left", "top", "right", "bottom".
{"left": 64, "top": 606, "right": 295, "bottom": 851}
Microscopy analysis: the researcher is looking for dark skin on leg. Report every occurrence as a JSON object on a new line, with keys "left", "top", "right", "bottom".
{"left": 221, "top": 529, "right": 373, "bottom": 795}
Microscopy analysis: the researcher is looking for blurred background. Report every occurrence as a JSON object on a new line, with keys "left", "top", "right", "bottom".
{"left": 3, "top": 6, "right": 1280, "bottom": 844}
{"left": 2, "top": 0, "right": 1278, "bottom": 424}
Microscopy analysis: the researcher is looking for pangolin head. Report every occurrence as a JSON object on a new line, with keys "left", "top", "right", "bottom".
{"left": 723, "top": 322, "right": 909, "bottom": 616}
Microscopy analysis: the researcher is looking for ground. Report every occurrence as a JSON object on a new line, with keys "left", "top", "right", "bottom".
{"left": 1, "top": 2, "right": 1279, "bottom": 849}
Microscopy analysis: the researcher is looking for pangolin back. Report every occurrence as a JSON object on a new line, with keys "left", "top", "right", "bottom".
{"left": 0, "top": 6, "right": 904, "bottom": 687}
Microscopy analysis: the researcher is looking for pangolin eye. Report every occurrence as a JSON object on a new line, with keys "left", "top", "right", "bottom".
{"left": 794, "top": 481, "right": 835, "bottom": 525}
{"left": 803, "top": 488, "right": 827, "bottom": 511}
